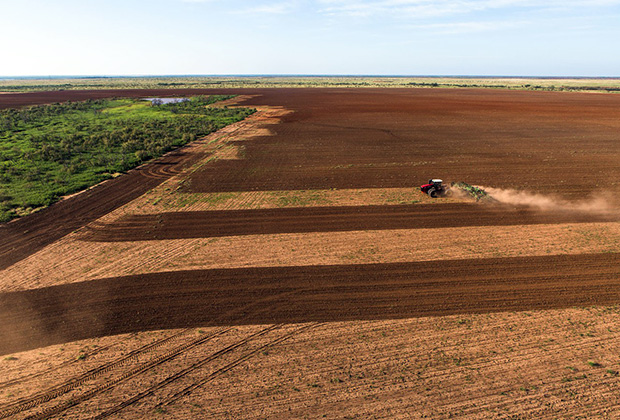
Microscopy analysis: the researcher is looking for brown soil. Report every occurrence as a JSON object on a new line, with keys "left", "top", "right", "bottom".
{"left": 2, "top": 222, "right": 620, "bottom": 294}
{"left": 182, "top": 88, "right": 620, "bottom": 198}
{"left": 2, "top": 88, "right": 620, "bottom": 197}
{"left": 2, "top": 88, "right": 620, "bottom": 419}
{"left": 80, "top": 203, "right": 618, "bottom": 242}
{"left": 2, "top": 253, "right": 620, "bottom": 356}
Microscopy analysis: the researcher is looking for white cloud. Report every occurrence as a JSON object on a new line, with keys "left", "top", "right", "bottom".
{"left": 317, "top": 0, "right": 620, "bottom": 18}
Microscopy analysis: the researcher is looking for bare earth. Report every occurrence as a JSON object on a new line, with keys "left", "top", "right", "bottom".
{"left": 1, "top": 88, "right": 620, "bottom": 419}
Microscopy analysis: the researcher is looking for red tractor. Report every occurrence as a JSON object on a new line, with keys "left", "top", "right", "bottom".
{"left": 420, "top": 179, "right": 449, "bottom": 198}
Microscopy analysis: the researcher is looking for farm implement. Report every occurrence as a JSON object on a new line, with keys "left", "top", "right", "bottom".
{"left": 420, "top": 179, "right": 496, "bottom": 202}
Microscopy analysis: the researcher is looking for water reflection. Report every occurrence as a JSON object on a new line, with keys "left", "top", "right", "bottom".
{"left": 143, "top": 97, "right": 189, "bottom": 105}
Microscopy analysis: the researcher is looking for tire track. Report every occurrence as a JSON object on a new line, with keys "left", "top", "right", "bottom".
{"left": 0, "top": 341, "right": 116, "bottom": 391}
{"left": 20, "top": 326, "right": 265, "bottom": 420}
{"left": 92, "top": 324, "right": 289, "bottom": 419}
{"left": 157, "top": 322, "right": 322, "bottom": 409}
{"left": 0, "top": 328, "right": 195, "bottom": 419}
{"left": 0, "top": 95, "right": 267, "bottom": 270}
{"left": 1, "top": 282, "right": 296, "bottom": 417}
{"left": 0, "top": 153, "right": 199, "bottom": 270}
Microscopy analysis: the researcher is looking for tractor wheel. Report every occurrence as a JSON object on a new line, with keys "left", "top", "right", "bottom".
{"left": 444, "top": 189, "right": 453, "bottom": 197}
{"left": 427, "top": 188, "right": 438, "bottom": 198}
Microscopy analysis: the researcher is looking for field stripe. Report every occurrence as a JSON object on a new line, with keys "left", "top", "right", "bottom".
{"left": 1, "top": 253, "right": 620, "bottom": 355}
{"left": 80, "top": 203, "right": 618, "bottom": 242}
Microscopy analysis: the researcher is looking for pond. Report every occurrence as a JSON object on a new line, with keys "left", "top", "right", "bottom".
{"left": 143, "top": 97, "right": 189, "bottom": 105}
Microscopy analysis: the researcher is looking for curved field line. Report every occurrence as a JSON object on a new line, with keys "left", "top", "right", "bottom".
{"left": 91, "top": 324, "right": 286, "bottom": 419}
{"left": 0, "top": 328, "right": 193, "bottom": 419}
{"left": 141, "top": 163, "right": 182, "bottom": 180}
{"left": 19, "top": 327, "right": 232, "bottom": 420}
{"left": 158, "top": 322, "right": 323, "bottom": 409}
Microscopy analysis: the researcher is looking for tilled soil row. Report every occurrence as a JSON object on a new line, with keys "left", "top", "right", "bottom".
{"left": 81, "top": 203, "right": 618, "bottom": 242}
{"left": 1, "top": 252, "right": 619, "bottom": 356}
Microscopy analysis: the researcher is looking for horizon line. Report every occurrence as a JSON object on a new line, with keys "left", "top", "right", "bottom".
{"left": 1, "top": 74, "right": 619, "bottom": 80}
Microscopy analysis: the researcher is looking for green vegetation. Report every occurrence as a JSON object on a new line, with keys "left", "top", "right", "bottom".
{"left": 451, "top": 182, "right": 497, "bottom": 202}
{"left": 0, "top": 95, "right": 255, "bottom": 222}
{"left": 1, "top": 76, "right": 620, "bottom": 93}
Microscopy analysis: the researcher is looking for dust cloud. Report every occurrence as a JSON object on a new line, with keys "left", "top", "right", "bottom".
{"left": 480, "top": 187, "right": 619, "bottom": 216}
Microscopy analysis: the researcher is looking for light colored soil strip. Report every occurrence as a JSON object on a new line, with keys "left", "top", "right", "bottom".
{"left": 98, "top": 186, "right": 465, "bottom": 223}
{"left": 2, "top": 222, "right": 619, "bottom": 293}
{"left": 132, "top": 187, "right": 455, "bottom": 214}
{"left": 4, "top": 307, "right": 620, "bottom": 419}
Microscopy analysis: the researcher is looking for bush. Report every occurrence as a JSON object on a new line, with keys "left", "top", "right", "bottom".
{"left": 0, "top": 95, "right": 254, "bottom": 222}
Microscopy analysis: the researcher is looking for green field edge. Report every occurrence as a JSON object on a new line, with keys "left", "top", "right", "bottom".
{"left": 0, "top": 95, "right": 255, "bottom": 222}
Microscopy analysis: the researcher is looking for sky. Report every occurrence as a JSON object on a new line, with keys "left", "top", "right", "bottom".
{"left": 1, "top": 0, "right": 619, "bottom": 77}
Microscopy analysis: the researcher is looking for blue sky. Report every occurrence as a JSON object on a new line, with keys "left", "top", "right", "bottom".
{"left": 1, "top": 0, "right": 619, "bottom": 76}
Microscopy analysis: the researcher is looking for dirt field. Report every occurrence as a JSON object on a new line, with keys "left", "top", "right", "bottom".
{"left": 79, "top": 204, "right": 618, "bottom": 242}
{"left": 1, "top": 88, "right": 620, "bottom": 419}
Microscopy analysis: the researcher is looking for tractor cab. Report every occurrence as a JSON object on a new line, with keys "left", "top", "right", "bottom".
{"left": 420, "top": 179, "right": 447, "bottom": 198}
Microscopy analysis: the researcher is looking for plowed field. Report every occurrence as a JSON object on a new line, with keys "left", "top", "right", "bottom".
{"left": 1, "top": 88, "right": 620, "bottom": 419}
{"left": 183, "top": 88, "right": 620, "bottom": 197}
{"left": 2, "top": 253, "right": 620, "bottom": 356}
{"left": 82, "top": 204, "right": 618, "bottom": 242}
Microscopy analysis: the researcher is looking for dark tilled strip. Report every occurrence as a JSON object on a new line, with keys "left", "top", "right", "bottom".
{"left": 81, "top": 203, "right": 618, "bottom": 242}
{"left": 1, "top": 253, "right": 619, "bottom": 355}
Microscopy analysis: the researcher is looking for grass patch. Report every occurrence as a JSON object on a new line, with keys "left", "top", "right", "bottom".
{"left": 274, "top": 190, "right": 331, "bottom": 207}
{"left": 0, "top": 96, "right": 254, "bottom": 222}
{"left": 199, "top": 192, "right": 241, "bottom": 205}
